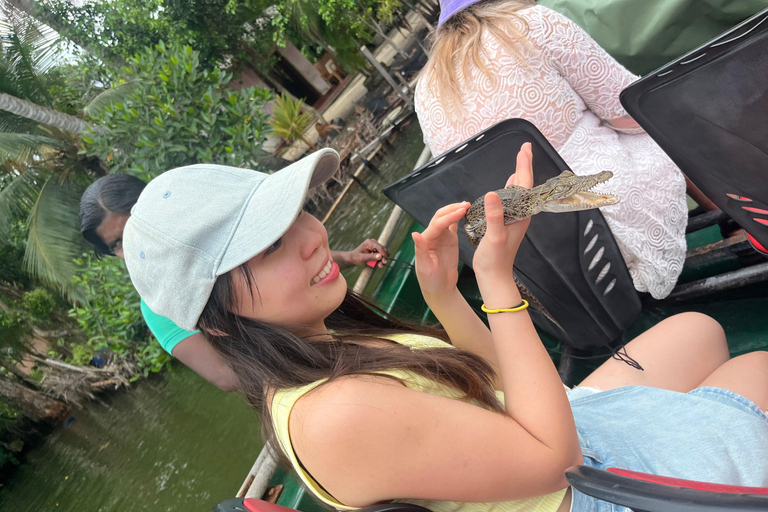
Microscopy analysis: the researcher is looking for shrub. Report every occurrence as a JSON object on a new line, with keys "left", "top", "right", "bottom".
{"left": 68, "top": 343, "right": 95, "bottom": 366}
{"left": 0, "top": 311, "right": 30, "bottom": 365}
{"left": 0, "top": 220, "right": 31, "bottom": 289}
{"left": 22, "top": 289, "right": 57, "bottom": 321}
{"left": 70, "top": 254, "right": 172, "bottom": 377}
{"left": 82, "top": 41, "right": 273, "bottom": 180}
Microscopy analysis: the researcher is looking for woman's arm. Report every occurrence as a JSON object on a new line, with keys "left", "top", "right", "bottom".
{"left": 332, "top": 238, "right": 389, "bottom": 270}
{"left": 172, "top": 334, "right": 238, "bottom": 391}
{"left": 413, "top": 204, "right": 501, "bottom": 385}
{"left": 471, "top": 144, "right": 580, "bottom": 477}
{"left": 290, "top": 145, "right": 581, "bottom": 507}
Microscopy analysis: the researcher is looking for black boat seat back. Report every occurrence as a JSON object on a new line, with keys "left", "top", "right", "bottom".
{"left": 383, "top": 119, "right": 641, "bottom": 350}
{"left": 620, "top": 7, "right": 768, "bottom": 254}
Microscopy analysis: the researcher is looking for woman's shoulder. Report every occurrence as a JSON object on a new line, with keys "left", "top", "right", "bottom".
{"left": 516, "top": 4, "right": 581, "bottom": 36}
{"left": 287, "top": 375, "right": 411, "bottom": 461}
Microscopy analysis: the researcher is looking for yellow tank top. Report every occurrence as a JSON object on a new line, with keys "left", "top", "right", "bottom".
{"left": 271, "top": 333, "right": 567, "bottom": 512}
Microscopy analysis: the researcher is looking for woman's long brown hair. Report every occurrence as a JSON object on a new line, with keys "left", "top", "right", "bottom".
{"left": 197, "top": 266, "right": 503, "bottom": 461}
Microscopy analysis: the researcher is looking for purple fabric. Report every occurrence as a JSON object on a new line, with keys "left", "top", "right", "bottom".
{"left": 438, "top": 0, "right": 483, "bottom": 27}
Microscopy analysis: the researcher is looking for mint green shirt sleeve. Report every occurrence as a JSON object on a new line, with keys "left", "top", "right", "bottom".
{"left": 140, "top": 298, "right": 198, "bottom": 354}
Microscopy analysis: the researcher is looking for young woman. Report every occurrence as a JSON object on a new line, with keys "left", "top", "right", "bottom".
{"left": 79, "top": 169, "right": 389, "bottom": 391}
{"left": 122, "top": 148, "right": 768, "bottom": 512}
{"left": 414, "top": 0, "right": 721, "bottom": 300}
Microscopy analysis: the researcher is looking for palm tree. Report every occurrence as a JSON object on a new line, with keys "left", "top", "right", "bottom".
{"left": 268, "top": 93, "right": 318, "bottom": 152}
{"left": 0, "top": 12, "right": 105, "bottom": 300}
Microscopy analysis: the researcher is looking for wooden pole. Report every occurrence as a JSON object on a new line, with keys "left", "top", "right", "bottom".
{"left": 359, "top": 45, "right": 413, "bottom": 106}
{"left": 237, "top": 444, "right": 279, "bottom": 499}
{"left": 662, "top": 260, "right": 768, "bottom": 303}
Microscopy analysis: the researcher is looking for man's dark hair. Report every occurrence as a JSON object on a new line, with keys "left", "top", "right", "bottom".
{"left": 80, "top": 174, "right": 147, "bottom": 254}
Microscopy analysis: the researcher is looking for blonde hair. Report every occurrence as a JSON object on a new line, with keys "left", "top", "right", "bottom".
{"left": 423, "top": 0, "right": 535, "bottom": 114}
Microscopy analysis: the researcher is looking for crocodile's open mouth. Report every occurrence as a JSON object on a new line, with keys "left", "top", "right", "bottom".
{"left": 555, "top": 190, "right": 619, "bottom": 207}
{"left": 542, "top": 190, "right": 620, "bottom": 213}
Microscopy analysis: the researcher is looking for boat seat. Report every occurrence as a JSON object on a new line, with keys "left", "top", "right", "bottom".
{"left": 383, "top": 119, "right": 641, "bottom": 350}
{"left": 566, "top": 465, "right": 768, "bottom": 512}
{"left": 215, "top": 468, "right": 768, "bottom": 512}
{"left": 213, "top": 497, "right": 431, "bottom": 512}
{"left": 621, "top": 7, "right": 768, "bottom": 256}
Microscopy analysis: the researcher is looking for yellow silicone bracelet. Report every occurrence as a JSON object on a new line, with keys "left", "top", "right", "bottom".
{"left": 481, "top": 300, "right": 529, "bottom": 314}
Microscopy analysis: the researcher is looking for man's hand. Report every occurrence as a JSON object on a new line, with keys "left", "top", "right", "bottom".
{"left": 332, "top": 239, "right": 389, "bottom": 270}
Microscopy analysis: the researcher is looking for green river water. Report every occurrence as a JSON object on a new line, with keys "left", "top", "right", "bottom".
{"left": 0, "top": 121, "right": 427, "bottom": 512}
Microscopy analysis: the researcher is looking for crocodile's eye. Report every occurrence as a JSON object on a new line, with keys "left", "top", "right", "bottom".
{"left": 555, "top": 185, "right": 566, "bottom": 192}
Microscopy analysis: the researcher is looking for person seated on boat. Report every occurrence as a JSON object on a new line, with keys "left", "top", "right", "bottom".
{"left": 414, "top": 0, "right": 722, "bottom": 300}
{"left": 121, "top": 146, "right": 768, "bottom": 512}
{"left": 79, "top": 172, "right": 390, "bottom": 391}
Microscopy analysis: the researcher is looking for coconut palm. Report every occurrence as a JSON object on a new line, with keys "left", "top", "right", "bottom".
{"left": 0, "top": 12, "right": 105, "bottom": 300}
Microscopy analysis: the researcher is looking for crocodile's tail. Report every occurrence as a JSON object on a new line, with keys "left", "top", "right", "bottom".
{"left": 512, "top": 275, "right": 564, "bottom": 333}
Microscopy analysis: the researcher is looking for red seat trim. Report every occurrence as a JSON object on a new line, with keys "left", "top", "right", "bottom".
{"left": 746, "top": 232, "right": 768, "bottom": 254}
{"left": 243, "top": 498, "right": 300, "bottom": 512}
{"left": 606, "top": 468, "right": 768, "bottom": 495}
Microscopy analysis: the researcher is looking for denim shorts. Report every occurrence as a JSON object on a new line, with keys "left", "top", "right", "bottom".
{"left": 565, "top": 385, "right": 768, "bottom": 512}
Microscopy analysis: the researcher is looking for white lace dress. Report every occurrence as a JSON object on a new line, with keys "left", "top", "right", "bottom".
{"left": 415, "top": 5, "right": 688, "bottom": 299}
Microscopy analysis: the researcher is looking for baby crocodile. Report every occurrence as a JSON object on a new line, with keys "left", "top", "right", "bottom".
{"left": 464, "top": 170, "right": 619, "bottom": 246}
{"left": 464, "top": 169, "right": 619, "bottom": 328}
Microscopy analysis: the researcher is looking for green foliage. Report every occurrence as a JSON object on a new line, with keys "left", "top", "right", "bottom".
{"left": 67, "top": 343, "right": 95, "bottom": 366}
{"left": 0, "top": 14, "right": 102, "bottom": 298}
{"left": 39, "top": 0, "right": 279, "bottom": 72}
{"left": 0, "top": 311, "right": 30, "bottom": 363}
{"left": 70, "top": 254, "right": 172, "bottom": 377}
{"left": 271, "top": 0, "right": 398, "bottom": 71}
{"left": 0, "top": 218, "right": 30, "bottom": 288}
{"left": 22, "top": 288, "right": 56, "bottom": 321}
{"left": 269, "top": 93, "right": 317, "bottom": 150}
{"left": 82, "top": 42, "right": 273, "bottom": 179}
{"left": 28, "top": 366, "right": 44, "bottom": 382}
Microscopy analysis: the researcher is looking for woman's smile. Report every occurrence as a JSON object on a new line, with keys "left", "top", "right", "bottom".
{"left": 229, "top": 212, "right": 348, "bottom": 330}
{"left": 311, "top": 259, "right": 340, "bottom": 285}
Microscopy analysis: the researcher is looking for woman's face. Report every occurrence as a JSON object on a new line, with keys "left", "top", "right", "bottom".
{"left": 229, "top": 212, "right": 347, "bottom": 331}
{"left": 96, "top": 213, "right": 131, "bottom": 259}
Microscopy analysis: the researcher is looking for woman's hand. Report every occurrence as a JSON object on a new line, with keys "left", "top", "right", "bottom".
{"left": 412, "top": 201, "right": 471, "bottom": 300}
{"left": 332, "top": 239, "right": 389, "bottom": 270}
{"left": 472, "top": 143, "right": 534, "bottom": 295}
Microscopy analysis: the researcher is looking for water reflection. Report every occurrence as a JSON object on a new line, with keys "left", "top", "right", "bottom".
{"left": 0, "top": 366, "right": 260, "bottom": 511}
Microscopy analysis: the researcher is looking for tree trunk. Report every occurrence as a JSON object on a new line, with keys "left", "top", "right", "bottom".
{"left": 0, "top": 376, "right": 70, "bottom": 423}
{"left": 0, "top": 93, "right": 101, "bottom": 134}
{"left": 0, "top": 360, "right": 39, "bottom": 389}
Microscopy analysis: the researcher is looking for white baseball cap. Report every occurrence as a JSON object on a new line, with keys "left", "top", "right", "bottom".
{"left": 123, "top": 148, "right": 340, "bottom": 330}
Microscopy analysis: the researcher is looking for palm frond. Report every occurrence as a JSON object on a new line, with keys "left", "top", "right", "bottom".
{"left": 0, "top": 110, "right": 43, "bottom": 134}
{"left": 0, "top": 168, "right": 41, "bottom": 242}
{"left": 23, "top": 174, "right": 88, "bottom": 300}
{"left": 268, "top": 93, "right": 315, "bottom": 141}
{"left": 84, "top": 82, "right": 137, "bottom": 118}
{"left": 0, "top": 13, "right": 60, "bottom": 107}
{"left": 0, "top": 132, "right": 59, "bottom": 164}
